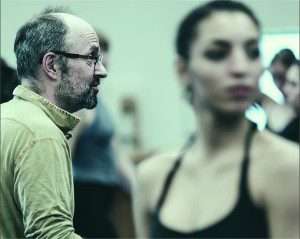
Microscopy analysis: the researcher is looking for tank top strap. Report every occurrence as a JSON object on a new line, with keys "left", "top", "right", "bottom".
{"left": 154, "top": 134, "right": 196, "bottom": 214}
{"left": 239, "top": 122, "right": 257, "bottom": 194}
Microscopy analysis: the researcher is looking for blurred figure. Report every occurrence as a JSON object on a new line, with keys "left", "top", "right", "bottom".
{"left": 261, "top": 49, "right": 296, "bottom": 133}
{"left": 72, "top": 33, "right": 134, "bottom": 238}
{"left": 281, "top": 60, "right": 300, "bottom": 142}
{"left": 0, "top": 58, "right": 20, "bottom": 103}
{"left": 269, "top": 49, "right": 296, "bottom": 92}
{"left": 134, "top": 1, "right": 299, "bottom": 238}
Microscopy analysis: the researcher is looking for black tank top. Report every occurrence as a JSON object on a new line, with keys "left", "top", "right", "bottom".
{"left": 150, "top": 123, "right": 269, "bottom": 238}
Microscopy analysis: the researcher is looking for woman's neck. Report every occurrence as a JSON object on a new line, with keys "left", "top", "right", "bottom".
{"left": 194, "top": 108, "right": 250, "bottom": 157}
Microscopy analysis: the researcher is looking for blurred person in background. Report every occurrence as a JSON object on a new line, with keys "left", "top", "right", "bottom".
{"left": 1, "top": 7, "right": 107, "bottom": 238}
{"left": 134, "top": 1, "right": 299, "bottom": 238}
{"left": 71, "top": 32, "right": 135, "bottom": 238}
{"left": 269, "top": 49, "right": 296, "bottom": 93}
{"left": 261, "top": 49, "right": 296, "bottom": 133}
{"left": 280, "top": 60, "right": 300, "bottom": 142}
{"left": 0, "top": 58, "right": 20, "bottom": 103}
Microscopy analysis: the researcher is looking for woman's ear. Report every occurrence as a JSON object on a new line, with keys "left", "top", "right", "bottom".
{"left": 42, "top": 52, "right": 59, "bottom": 81}
{"left": 174, "top": 57, "right": 191, "bottom": 88}
{"left": 175, "top": 57, "right": 195, "bottom": 104}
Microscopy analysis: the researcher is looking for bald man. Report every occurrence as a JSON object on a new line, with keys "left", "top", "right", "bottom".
{"left": 1, "top": 8, "right": 107, "bottom": 238}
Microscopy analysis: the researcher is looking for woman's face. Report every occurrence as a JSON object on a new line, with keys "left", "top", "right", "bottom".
{"left": 269, "top": 62, "right": 288, "bottom": 92}
{"left": 186, "top": 11, "right": 263, "bottom": 115}
{"left": 283, "top": 64, "right": 299, "bottom": 109}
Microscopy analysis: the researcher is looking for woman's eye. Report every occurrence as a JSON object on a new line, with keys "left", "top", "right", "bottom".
{"left": 246, "top": 47, "right": 260, "bottom": 60}
{"left": 291, "top": 82, "right": 297, "bottom": 87}
{"left": 204, "top": 49, "right": 228, "bottom": 61}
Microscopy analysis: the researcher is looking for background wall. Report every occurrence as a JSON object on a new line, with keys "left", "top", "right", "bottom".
{"left": 1, "top": 0, "right": 299, "bottom": 154}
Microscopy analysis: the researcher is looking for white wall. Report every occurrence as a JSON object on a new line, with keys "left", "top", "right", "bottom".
{"left": 1, "top": 0, "right": 299, "bottom": 153}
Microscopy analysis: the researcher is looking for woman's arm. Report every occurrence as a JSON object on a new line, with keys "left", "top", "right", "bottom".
{"left": 132, "top": 151, "right": 180, "bottom": 238}
{"left": 133, "top": 164, "right": 152, "bottom": 238}
{"left": 263, "top": 147, "right": 299, "bottom": 238}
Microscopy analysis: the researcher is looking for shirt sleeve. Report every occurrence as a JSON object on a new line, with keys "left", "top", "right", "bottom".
{"left": 13, "top": 138, "right": 82, "bottom": 239}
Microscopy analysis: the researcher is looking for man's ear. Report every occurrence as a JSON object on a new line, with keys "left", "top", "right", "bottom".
{"left": 174, "top": 57, "right": 191, "bottom": 88}
{"left": 42, "top": 52, "right": 59, "bottom": 81}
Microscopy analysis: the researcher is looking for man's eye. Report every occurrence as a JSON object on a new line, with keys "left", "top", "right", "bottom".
{"left": 86, "top": 58, "right": 94, "bottom": 65}
{"left": 246, "top": 47, "right": 260, "bottom": 60}
{"left": 204, "top": 49, "right": 229, "bottom": 61}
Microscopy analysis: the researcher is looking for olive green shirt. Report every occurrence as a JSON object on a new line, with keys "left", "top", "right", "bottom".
{"left": 1, "top": 85, "right": 82, "bottom": 238}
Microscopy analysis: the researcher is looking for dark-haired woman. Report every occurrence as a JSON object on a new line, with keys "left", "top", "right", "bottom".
{"left": 261, "top": 49, "right": 297, "bottom": 135}
{"left": 133, "top": 1, "right": 299, "bottom": 238}
{"left": 280, "top": 60, "right": 300, "bottom": 142}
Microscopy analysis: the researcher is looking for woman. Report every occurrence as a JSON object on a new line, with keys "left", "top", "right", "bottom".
{"left": 269, "top": 49, "right": 296, "bottom": 93}
{"left": 133, "top": 1, "right": 299, "bottom": 238}
{"left": 262, "top": 49, "right": 296, "bottom": 134}
{"left": 281, "top": 60, "right": 299, "bottom": 142}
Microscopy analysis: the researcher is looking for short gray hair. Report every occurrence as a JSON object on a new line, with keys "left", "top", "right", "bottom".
{"left": 14, "top": 7, "right": 71, "bottom": 80}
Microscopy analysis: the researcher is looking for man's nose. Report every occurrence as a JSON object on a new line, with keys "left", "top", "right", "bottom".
{"left": 94, "top": 62, "right": 107, "bottom": 78}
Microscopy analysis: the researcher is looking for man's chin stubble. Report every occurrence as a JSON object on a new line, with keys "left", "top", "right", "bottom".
{"left": 82, "top": 90, "right": 98, "bottom": 109}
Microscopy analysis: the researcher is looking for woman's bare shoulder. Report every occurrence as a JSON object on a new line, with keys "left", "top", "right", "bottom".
{"left": 255, "top": 130, "right": 299, "bottom": 163}
{"left": 253, "top": 130, "right": 299, "bottom": 187}
{"left": 137, "top": 148, "right": 182, "bottom": 180}
{"left": 135, "top": 149, "right": 182, "bottom": 209}
{"left": 254, "top": 130, "right": 299, "bottom": 220}
{"left": 247, "top": 130, "right": 298, "bottom": 207}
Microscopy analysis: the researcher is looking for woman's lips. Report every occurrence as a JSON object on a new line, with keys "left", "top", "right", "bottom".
{"left": 227, "top": 85, "right": 252, "bottom": 98}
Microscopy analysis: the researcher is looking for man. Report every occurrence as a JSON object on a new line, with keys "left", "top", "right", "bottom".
{"left": 0, "top": 8, "right": 107, "bottom": 238}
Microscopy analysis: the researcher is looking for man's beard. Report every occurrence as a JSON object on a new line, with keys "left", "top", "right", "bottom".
{"left": 54, "top": 72, "right": 99, "bottom": 113}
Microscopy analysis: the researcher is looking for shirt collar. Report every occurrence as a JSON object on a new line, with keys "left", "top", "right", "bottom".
{"left": 13, "top": 85, "right": 80, "bottom": 133}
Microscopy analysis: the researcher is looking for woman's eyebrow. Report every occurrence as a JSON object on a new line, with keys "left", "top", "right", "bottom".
{"left": 210, "top": 40, "right": 230, "bottom": 47}
{"left": 245, "top": 39, "right": 259, "bottom": 47}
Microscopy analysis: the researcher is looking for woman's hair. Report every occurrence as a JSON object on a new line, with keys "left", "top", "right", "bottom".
{"left": 176, "top": 0, "right": 261, "bottom": 61}
{"left": 290, "top": 59, "right": 300, "bottom": 68}
{"left": 270, "top": 49, "right": 296, "bottom": 67}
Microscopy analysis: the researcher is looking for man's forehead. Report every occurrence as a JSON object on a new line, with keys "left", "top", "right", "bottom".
{"left": 53, "top": 13, "right": 92, "bottom": 30}
{"left": 53, "top": 13, "right": 99, "bottom": 47}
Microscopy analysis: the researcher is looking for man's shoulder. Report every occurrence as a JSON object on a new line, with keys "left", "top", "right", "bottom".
{"left": 1, "top": 98, "right": 63, "bottom": 140}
